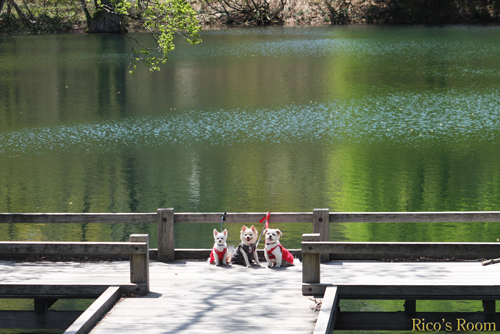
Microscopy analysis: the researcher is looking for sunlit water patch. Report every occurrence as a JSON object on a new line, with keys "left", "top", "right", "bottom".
{"left": 1, "top": 91, "right": 500, "bottom": 156}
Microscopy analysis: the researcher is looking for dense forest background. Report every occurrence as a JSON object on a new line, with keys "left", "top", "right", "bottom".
{"left": 0, "top": 0, "right": 499, "bottom": 34}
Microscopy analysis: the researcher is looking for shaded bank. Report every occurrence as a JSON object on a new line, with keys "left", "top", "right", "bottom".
{"left": 195, "top": 0, "right": 500, "bottom": 26}
{"left": 1, "top": 0, "right": 500, "bottom": 34}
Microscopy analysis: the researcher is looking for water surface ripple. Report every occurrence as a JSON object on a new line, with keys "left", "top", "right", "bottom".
{"left": 2, "top": 91, "right": 499, "bottom": 156}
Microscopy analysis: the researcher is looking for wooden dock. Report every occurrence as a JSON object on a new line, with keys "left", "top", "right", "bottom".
{"left": 0, "top": 259, "right": 318, "bottom": 333}
{"left": 3, "top": 210, "right": 500, "bottom": 332}
{"left": 2, "top": 258, "right": 500, "bottom": 333}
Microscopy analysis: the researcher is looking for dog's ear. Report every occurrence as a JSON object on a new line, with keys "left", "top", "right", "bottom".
{"left": 263, "top": 228, "right": 268, "bottom": 234}
{"left": 276, "top": 229, "right": 282, "bottom": 236}
{"left": 250, "top": 225, "right": 257, "bottom": 233}
{"left": 213, "top": 229, "right": 218, "bottom": 236}
{"left": 223, "top": 229, "right": 228, "bottom": 236}
{"left": 241, "top": 225, "right": 247, "bottom": 231}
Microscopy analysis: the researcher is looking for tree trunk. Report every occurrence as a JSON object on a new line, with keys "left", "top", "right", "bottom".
{"left": 0, "top": 0, "right": 5, "bottom": 13}
{"left": 5, "top": 0, "right": 35, "bottom": 26}
{"left": 78, "top": 0, "right": 92, "bottom": 30}
{"left": 87, "top": 0, "right": 122, "bottom": 33}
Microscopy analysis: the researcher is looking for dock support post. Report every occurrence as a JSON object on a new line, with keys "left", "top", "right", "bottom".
{"left": 130, "top": 234, "right": 149, "bottom": 293}
{"left": 34, "top": 298, "right": 57, "bottom": 313}
{"left": 483, "top": 300, "right": 496, "bottom": 315}
{"left": 302, "top": 233, "right": 321, "bottom": 285}
{"left": 404, "top": 300, "right": 416, "bottom": 315}
{"left": 157, "top": 208, "right": 175, "bottom": 262}
{"left": 313, "top": 209, "right": 330, "bottom": 262}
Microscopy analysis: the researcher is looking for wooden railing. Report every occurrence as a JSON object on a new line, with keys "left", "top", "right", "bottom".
{"left": 301, "top": 233, "right": 500, "bottom": 333}
{"left": 3, "top": 209, "right": 500, "bottom": 262}
{"left": 0, "top": 234, "right": 150, "bottom": 295}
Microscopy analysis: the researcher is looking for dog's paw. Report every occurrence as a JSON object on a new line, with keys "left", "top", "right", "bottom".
{"left": 247, "top": 265, "right": 252, "bottom": 268}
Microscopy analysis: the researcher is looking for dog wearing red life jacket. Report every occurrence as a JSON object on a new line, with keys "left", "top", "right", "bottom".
{"left": 263, "top": 228, "right": 295, "bottom": 268}
{"left": 210, "top": 229, "right": 229, "bottom": 265}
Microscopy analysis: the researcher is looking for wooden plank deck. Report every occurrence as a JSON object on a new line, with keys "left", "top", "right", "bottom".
{"left": 2, "top": 259, "right": 500, "bottom": 333}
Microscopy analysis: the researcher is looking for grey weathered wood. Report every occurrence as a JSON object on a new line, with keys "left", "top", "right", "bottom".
{"left": 157, "top": 208, "right": 174, "bottom": 262}
{"left": 302, "top": 234, "right": 320, "bottom": 284}
{"left": 64, "top": 286, "right": 121, "bottom": 334}
{"left": 304, "top": 283, "right": 500, "bottom": 299}
{"left": 173, "top": 212, "right": 312, "bottom": 223}
{"left": 172, "top": 248, "right": 301, "bottom": 260}
{"left": 302, "top": 241, "right": 500, "bottom": 260}
{"left": 0, "top": 242, "right": 148, "bottom": 255}
{"left": 129, "top": 234, "right": 149, "bottom": 292}
{"left": 301, "top": 241, "right": 500, "bottom": 259}
{"left": 0, "top": 213, "right": 155, "bottom": 224}
{"left": 313, "top": 209, "right": 330, "bottom": 262}
{"left": 329, "top": 211, "right": 500, "bottom": 223}
{"left": 0, "top": 284, "right": 110, "bottom": 298}
{"left": 313, "top": 286, "right": 338, "bottom": 334}
{"left": 3, "top": 211, "right": 500, "bottom": 225}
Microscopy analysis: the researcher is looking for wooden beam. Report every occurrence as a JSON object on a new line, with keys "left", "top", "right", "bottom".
{"left": 303, "top": 283, "right": 500, "bottom": 299}
{"left": 301, "top": 241, "right": 500, "bottom": 259}
{"left": 2, "top": 211, "right": 500, "bottom": 225}
{"left": 64, "top": 286, "right": 121, "bottom": 334}
{"left": 0, "top": 242, "right": 148, "bottom": 255}
{"left": 0, "top": 284, "right": 110, "bottom": 298}
{"left": 313, "top": 286, "right": 338, "bottom": 334}
{"left": 0, "top": 213, "right": 155, "bottom": 224}
{"left": 172, "top": 248, "right": 302, "bottom": 260}
{"left": 329, "top": 211, "right": 500, "bottom": 223}
{"left": 173, "top": 212, "right": 312, "bottom": 223}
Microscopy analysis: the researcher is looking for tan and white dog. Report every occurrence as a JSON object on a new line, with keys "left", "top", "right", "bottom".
{"left": 231, "top": 225, "right": 261, "bottom": 268}
{"left": 263, "top": 228, "right": 295, "bottom": 268}
{"left": 209, "top": 229, "right": 229, "bottom": 265}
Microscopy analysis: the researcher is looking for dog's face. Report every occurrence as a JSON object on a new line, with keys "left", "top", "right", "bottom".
{"left": 240, "top": 225, "right": 258, "bottom": 245}
{"left": 265, "top": 228, "right": 282, "bottom": 244}
{"left": 213, "top": 229, "right": 227, "bottom": 245}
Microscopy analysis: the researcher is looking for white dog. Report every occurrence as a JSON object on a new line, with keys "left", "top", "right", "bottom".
{"left": 231, "top": 225, "right": 261, "bottom": 268}
{"left": 263, "top": 228, "right": 295, "bottom": 268}
{"left": 209, "top": 229, "right": 229, "bottom": 265}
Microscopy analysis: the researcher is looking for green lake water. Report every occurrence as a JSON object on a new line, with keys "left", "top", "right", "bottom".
{"left": 1, "top": 25, "right": 500, "bottom": 330}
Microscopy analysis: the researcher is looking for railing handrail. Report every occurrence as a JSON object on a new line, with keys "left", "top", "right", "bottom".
{"left": 0, "top": 241, "right": 148, "bottom": 255}
{"left": 0, "top": 235, "right": 150, "bottom": 295}
{"left": 3, "top": 209, "right": 500, "bottom": 262}
{"left": 3, "top": 211, "right": 500, "bottom": 224}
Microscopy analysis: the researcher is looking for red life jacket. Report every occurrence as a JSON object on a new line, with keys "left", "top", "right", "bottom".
{"left": 210, "top": 247, "right": 227, "bottom": 264}
{"left": 266, "top": 244, "right": 294, "bottom": 264}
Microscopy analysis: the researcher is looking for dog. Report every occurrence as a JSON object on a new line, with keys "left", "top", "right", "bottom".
{"left": 231, "top": 225, "right": 261, "bottom": 268}
{"left": 209, "top": 229, "right": 229, "bottom": 265}
{"left": 263, "top": 228, "right": 295, "bottom": 268}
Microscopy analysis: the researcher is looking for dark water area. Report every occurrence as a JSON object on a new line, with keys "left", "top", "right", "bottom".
{"left": 2, "top": 25, "right": 500, "bottom": 331}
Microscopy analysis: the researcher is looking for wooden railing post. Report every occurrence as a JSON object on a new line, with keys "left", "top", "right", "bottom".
{"left": 157, "top": 208, "right": 175, "bottom": 262}
{"left": 313, "top": 208, "right": 330, "bottom": 262}
{"left": 130, "top": 234, "right": 149, "bottom": 292}
{"left": 302, "top": 233, "right": 320, "bottom": 285}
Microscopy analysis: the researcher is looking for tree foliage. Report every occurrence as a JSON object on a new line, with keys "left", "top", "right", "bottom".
{"left": 0, "top": 0, "right": 202, "bottom": 72}
{"left": 125, "top": 0, "right": 202, "bottom": 72}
